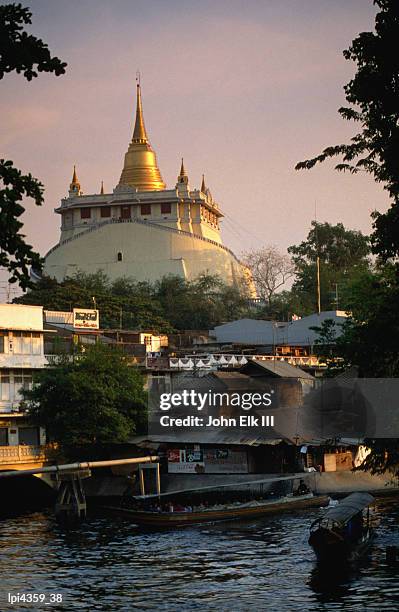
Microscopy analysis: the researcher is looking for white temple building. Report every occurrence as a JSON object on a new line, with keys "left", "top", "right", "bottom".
{"left": 42, "top": 84, "right": 251, "bottom": 288}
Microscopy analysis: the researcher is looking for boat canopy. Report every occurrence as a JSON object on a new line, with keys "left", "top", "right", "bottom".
{"left": 313, "top": 492, "right": 374, "bottom": 528}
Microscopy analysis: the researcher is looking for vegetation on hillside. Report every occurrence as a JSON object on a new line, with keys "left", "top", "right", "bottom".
{"left": 15, "top": 271, "right": 253, "bottom": 331}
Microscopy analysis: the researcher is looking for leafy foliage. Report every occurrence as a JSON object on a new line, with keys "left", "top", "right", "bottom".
{"left": 0, "top": 3, "right": 67, "bottom": 79}
{"left": 333, "top": 265, "right": 399, "bottom": 377}
{"left": 0, "top": 3, "right": 67, "bottom": 289}
{"left": 15, "top": 271, "right": 252, "bottom": 331}
{"left": 296, "top": 1, "right": 399, "bottom": 260}
{"left": 23, "top": 344, "right": 147, "bottom": 446}
{"left": 358, "top": 438, "right": 399, "bottom": 477}
{"left": 308, "top": 319, "right": 346, "bottom": 376}
{"left": 0, "top": 159, "right": 44, "bottom": 289}
{"left": 295, "top": 1, "right": 399, "bottom": 474}
{"left": 288, "top": 222, "right": 371, "bottom": 312}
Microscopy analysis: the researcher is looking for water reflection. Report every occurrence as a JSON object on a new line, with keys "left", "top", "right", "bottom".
{"left": 0, "top": 499, "right": 398, "bottom": 610}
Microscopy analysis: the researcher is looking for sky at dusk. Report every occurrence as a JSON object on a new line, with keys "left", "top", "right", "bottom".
{"left": 1, "top": 0, "right": 389, "bottom": 297}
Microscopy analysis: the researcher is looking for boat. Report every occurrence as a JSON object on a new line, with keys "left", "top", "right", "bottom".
{"left": 105, "top": 492, "right": 330, "bottom": 527}
{"left": 309, "top": 492, "right": 375, "bottom": 562}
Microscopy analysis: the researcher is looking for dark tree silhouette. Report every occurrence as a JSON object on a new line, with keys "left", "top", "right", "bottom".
{"left": 0, "top": 3, "right": 67, "bottom": 288}
{"left": 296, "top": 1, "right": 399, "bottom": 260}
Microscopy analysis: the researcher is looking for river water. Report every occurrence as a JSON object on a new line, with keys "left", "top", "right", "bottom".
{"left": 0, "top": 497, "right": 398, "bottom": 611}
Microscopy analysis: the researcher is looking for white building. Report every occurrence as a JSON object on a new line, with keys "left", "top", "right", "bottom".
{"left": 42, "top": 84, "right": 252, "bottom": 290}
{"left": 0, "top": 304, "right": 47, "bottom": 448}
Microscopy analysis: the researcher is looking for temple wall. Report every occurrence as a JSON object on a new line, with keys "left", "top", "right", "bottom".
{"left": 43, "top": 221, "right": 247, "bottom": 286}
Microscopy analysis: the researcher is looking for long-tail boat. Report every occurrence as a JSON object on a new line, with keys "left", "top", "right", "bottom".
{"left": 108, "top": 493, "right": 329, "bottom": 527}
{"left": 309, "top": 492, "right": 375, "bottom": 561}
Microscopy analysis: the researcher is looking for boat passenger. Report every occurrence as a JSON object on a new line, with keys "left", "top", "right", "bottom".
{"left": 173, "top": 503, "right": 186, "bottom": 512}
{"left": 295, "top": 479, "right": 310, "bottom": 496}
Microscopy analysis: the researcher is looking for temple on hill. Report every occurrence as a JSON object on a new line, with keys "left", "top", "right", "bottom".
{"left": 42, "top": 83, "right": 251, "bottom": 288}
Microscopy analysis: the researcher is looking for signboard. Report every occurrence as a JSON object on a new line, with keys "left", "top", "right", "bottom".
{"left": 167, "top": 448, "right": 205, "bottom": 473}
{"left": 167, "top": 447, "right": 247, "bottom": 474}
{"left": 203, "top": 448, "right": 248, "bottom": 473}
{"left": 73, "top": 309, "right": 99, "bottom": 330}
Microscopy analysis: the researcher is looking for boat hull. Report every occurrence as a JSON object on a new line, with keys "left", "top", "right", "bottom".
{"left": 104, "top": 495, "right": 330, "bottom": 527}
{"left": 310, "top": 528, "right": 374, "bottom": 562}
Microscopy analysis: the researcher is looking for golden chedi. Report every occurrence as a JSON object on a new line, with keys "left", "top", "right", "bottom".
{"left": 42, "top": 82, "right": 252, "bottom": 291}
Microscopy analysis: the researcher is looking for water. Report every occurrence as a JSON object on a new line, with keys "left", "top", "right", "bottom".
{"left": 0, "top": 498, "right": 398, "bottom": 611}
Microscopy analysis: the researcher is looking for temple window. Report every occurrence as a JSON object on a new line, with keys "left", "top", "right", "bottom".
{"left": 161, "top": 202, "right": 171, "bottom": 214}
{"left": 101, "top": 206, "right": 111, "bottom": 218}
{"left": 141, "top": 204, "right": 151, "bottom": 215}
{"left": 80, "top": 208, "right": 91, "bottom": 219}
{"left": 121, "top": 206, "right": 131, "bottom": 219}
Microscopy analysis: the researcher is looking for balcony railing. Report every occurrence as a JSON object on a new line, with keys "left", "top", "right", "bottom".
{"left": 0, "top": 354, "right": 49, "bottom": 368}
{"left": 0, "top": 444, "right": 56, "bottom": 465}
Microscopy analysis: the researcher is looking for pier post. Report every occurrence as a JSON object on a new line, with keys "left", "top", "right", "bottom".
{"left": 55, "top": 469, "right": 91, "bottom": 524}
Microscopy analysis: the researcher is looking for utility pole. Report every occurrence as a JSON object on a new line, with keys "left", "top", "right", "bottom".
{"left": 334, "top": 283, "right": 339, "bottom": 310}
{"left": 314, "top": 203, "right": 321, "bottom": 314}
{"left": 316, "top": 255, "right": 321, "bottom": 314}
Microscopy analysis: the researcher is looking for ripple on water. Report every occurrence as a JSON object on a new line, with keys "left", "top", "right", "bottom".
{"left": 0, "top": 500, "right": 398, "bottom": 610}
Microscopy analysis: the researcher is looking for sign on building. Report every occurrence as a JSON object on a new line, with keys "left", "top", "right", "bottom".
{"left": 167, "top": 448, "right": 205, "bottom": 473}
{"left": 167, "top": 447, "right": 248, "bottom": 474}
{"left": 73, "top": 309, "right": 99, "bottom": 330}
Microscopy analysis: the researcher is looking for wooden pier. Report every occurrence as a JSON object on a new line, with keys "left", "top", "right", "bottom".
{"left": 0, "top": 456, "right": 159, "bottom": 523}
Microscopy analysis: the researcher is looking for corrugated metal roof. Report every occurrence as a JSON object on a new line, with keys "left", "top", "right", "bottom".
{"left": 211, "top": 311, "right": 349, "bottom": 346}
{"left": 244, "top": 359, "right": 315, "bottom": 380}
{"left": 130, "top": 433, "right": 283, "bottom": 446}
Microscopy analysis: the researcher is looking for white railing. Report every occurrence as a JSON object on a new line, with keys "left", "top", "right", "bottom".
{"left": 0, "top": 354, "right": 49, "bottom": 369}
{"left": 167, "top": 354, "right": 324, "bottom": 370}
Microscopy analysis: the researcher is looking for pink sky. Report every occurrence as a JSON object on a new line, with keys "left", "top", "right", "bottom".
{"left": 1, "top": 1, "right": 388, "bottom": 298}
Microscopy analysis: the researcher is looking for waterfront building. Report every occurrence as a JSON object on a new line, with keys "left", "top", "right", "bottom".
{"left": 42, "top": 84, "right": 251, "bottom": 289}
{"left": 44, "top": 309, "right": 169, "bottom": 367}
{"left": 0, "top": 304, "right": 49, "bottom": 469}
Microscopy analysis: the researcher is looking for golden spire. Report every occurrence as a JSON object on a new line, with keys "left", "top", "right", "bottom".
{"left": 201, "top": 174, "right": 206, "bottom": 192}
{"left": 132, "top": 83, "right": 148, "bottom": 144}
{"left": 100, "top": 180, "right": 104, "bottom": 195}
{"left": 118, "top": 82, "right": 165, "bottom": 191}
{"left": 179, "top": 158, "right": 187, "bottom": 178}
{"left": 176, "top": 158, "right": 189, "bottom": 191}
{"left": 69, "top": 165, "right": 81, "bottom": 195}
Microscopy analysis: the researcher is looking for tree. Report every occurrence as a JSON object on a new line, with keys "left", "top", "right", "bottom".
{"left": 15, "top": 271, "right": 251, "bottom": 331}
{"left": 0, "top": 3, "right": 67, "bottom": 288}
{"left": 333, "top": 264, "right": 399, "bottom": 377}
{"left": 242, "top": 246, "right": 295, "bottom": 308}
{"left": 0, "top": 3, "right": 66, "bottom": 79}
{"left": 0, "top": 160, "right": 44, "bottom": 289}
{"left": 308, "top": 319, "right": 346, "bottom": 376}
{"left": 15, "top": 272, "right": 173, "bottom": 331}
{"left": 295, "top": 1, "right": 399, "bottom": 476}
{"left": 309, "top": 263, "right": 399, "bottom": 475}
{"left": 295, "top": 1, "right": 399, "bottom": 260}
{"left": 288, "top": 222, "right": 371, "bottom": 312}
{"left": 155, "top": 273, "right": 251, "bottom": 329}
{"left": 23, "top": 344, "right": 147, "bottom": 446}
